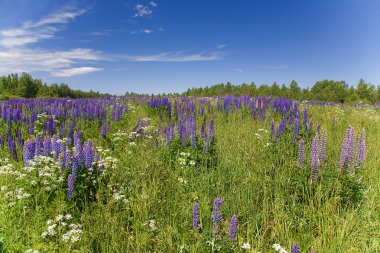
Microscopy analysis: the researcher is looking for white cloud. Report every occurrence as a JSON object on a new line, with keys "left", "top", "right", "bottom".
{"left": 126, "top": 52, "right": 221, "bottom": 62}
{"left": 131, "top": 28, "right": 154, "bottom": 34}
{"left": 217, "top": 44, "right": 226, "bottom": 49}
{"left": 0, "top": 7, "right": 87, "bottom": 48}
{"left": 0, "top": 7, "right": 104, "bottom": 77}
{"left": 134, "top": 4, "right": 153, "bottom": 17}
{"left": 52, "top": 67, "right": 103, "bottom": 77}
{"left": 234, "top": 68, "right": 243, "bottom": 73}
{"left": 0, "top": 47, "right": 104, "bottom": 76}
{"left": 150, "top": 1, "right": 158, "bottom": 7}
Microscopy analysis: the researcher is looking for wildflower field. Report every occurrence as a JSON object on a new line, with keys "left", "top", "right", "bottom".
{"left": 0, "top": 96, "right": 379, "bottom": 252}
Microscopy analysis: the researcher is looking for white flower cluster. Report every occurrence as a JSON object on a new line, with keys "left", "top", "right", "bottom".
{"left": 25, "top": 249, "right": 40, "bottom": 253}
{"left": 41, "top": 214, "right": 82, "bottom": 243}
{"left": 2, "top": 187, "right": 31, "bottom": 207}
{"left": 178, "top": 152, "right": 196, "bottom": 168}
{"left": 144, "top": 219, "right": 157, "bottom": 231}
{"left": 241, "top": 242, "right": 251, "bottom": 250}
{"left": 0, "top": 163, "right": 25, "bottom": 180}
{"left": 24, "top": 156, "right": 64, "bottom": 192}
{"left": 111, "top": 131, "right": 128, "bottom": 142}
{"left": 272, "top": 243, "right": 288, "bottom": 253}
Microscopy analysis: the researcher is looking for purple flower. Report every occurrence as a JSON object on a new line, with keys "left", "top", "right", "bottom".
{"left": 338, "top": 126, "right": 355, "bottom": 172}
{"left": 192, "top": 203, "right": 200, "bottom": 230}
{"left": 355, "top": 127, "right": 366, "bottom": 169}
{"left": 319, "top": 129, "right": 327, "bottom": 165}
{"left": 72, "top": 156, "right": 79, "bottom": 177}
{"left": 270, "top": 120, "right": 275, "bottom": 136}
{"left": 23, "top": 140, "right": 35, "bottom": 166}
{"left": 303, "top": 107, "right": 308, "bottom": 130}
{"left": 83, "top": 140, "right": 94, "bottom": 168}
{"left": 229, "top": 215, "right": 237, "bottom": 239}
{"left": 212, "top": 197, "right": 223, "bottom": 237}
{"left": 291, "top": 243, "right": 300, "bottom": 253}
{"left": 67, "top": 173, "right": 75, "bottom": 198}
{"left": 298, "top": 139, "right": 305, "bottom": 169}
{"left": 43, "top": 137, "right": 52, "bottom": 156}
{"left": 310, "top": 133, "right": 319, "bottom": 184}
{"left": 34, "top": 135, "right": 43, "bottom": 157}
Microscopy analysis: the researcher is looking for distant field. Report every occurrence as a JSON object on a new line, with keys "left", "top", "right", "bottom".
{"left": 0, "top": 96, "right": 379, "bottom": 252}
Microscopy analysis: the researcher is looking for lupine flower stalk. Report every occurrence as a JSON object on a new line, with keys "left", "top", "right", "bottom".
{"left": 298, "top": 139, "right": 305, "bottom": 169}
{"left": 67, "top": 173, "right": 75, "bottom": 198}
{"left": 319, "top": 129, "right": 327, "bottom": 165}
{"left": 192, "top": 203, "right": 200, "bottom": 230}
{"left": 310, "top": 133, "right": 319, "bottom": 184}
{"left": 229, "top": 215, "right": 237, "bottom": 239}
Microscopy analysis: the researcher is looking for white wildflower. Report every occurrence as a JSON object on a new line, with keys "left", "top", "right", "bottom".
{"left": 241, "top": 242, "right": 251, "bottom": 250}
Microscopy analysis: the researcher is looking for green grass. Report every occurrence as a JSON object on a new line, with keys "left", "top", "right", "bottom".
{"left": 0, "top": 102, "right": 379, "bottom": 252}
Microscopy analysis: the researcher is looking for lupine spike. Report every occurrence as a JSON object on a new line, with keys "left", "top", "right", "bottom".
{"left": 229, "top": 215, "right": 237, "bottom": 239}
{"left": 192, "top": 203, "right": 200, "bottom": 230}
{"left": 310, "top": 133, "right": 319, "bottom": 184}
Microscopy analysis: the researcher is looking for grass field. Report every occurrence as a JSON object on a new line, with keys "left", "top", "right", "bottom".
{"left": 0, "top": 97, "right": 379, "bottom": 253}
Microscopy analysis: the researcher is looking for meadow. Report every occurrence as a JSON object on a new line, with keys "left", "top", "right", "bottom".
{"left": 0, "top": 96, "right": 379, "bottom": 253}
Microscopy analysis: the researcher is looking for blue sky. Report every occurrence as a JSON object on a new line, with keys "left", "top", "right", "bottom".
{"left": 0, "top": 0, "right": 379, "bottom": 94}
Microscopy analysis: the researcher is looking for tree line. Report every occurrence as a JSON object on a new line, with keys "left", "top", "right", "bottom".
{"left": 0, "top": 73, "right": 109, "bottom": 100}
{"left": 184, "top": 79, "right": 380, "bottom": 104}
{"left": 1, "top": 73, "right": 379, "bottom": 104}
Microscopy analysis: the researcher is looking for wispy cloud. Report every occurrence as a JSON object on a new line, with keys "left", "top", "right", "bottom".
{"left": 0, "top": 6, "right": 106, "bottom": 77}
{"left": 217, "top": 44, "right": 226, "bottom": 49}
{"left": 134, "top": 4, "right": 153, "bottom": 17}
{"left": 126, "top": 51, "right": 221, "bottom": 62}
{"left": 131, "top": 28, "right": 154, "bottom": 34}
{"left": 0, "top": 7, "right": 87, "bottom": 48}
{"left": 150, "top": 1, "right": 158, "bottom": 7}
{"left": 52, "top": 67, "right": 103, "bottom": 77}
{"left": 234, "top": 68, "right": 243, "bottom": 73}
{"left": 0, "top": 48, "right": 104, "bottom": 77}
{"left": 261, "top": 64, "right": 288, "bottom": 70}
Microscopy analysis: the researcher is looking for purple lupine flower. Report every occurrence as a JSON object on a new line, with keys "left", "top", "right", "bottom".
{"left": 309, "top": 118, "right": 313, "bottom": 132}
{"left": 100, "top": 119, "right": 108, "bottom": 139}
{"left": 310, "top": 133, "right": 319, "bottom": 184}
{"left": 7, "top": 136, "right": 17, "bottom": 159}
{"left": 319, "top": 129, "right": 327, "bottom": 165}
{"left": 298, "top": 139, "right": 305, "bottom": 169}
{"left": 292, "top": 116, "right": 300, "bottom": 144}
{"left": 17, "top": 129, "right": 24, "bottom": 146}
{"left": 72, "top": 156, "right": 79, "bottom": 177}
{"left": 23, "top": 140, "right": 35, "bottom": 166}
{"left": 212, "top": 197, "right": 223, "bottom": 237}
{"left": 355, "top": 127, "right": 366, "bottom": 169}
{"left": 34, "top": 135, "right": 43, "bottom": 157}
{"left": 0, "top": 134, "right": 4, "bottom": 149}
{"left": 75, "top": 143, "right": 83, "bottom": 165}
{"left": 291, "top": 243, "right": 300, "bottom": 253}
{"left": 208, "top": 119, "right": 214, "bottom": 140}
{"left": 229, "top": 215, "right": 237, "bottom": 239}
{"left": 67, "top": 173, "right": 75, "bottom": 198}
{"left": 200, "top": 118, "right": 206, "bottom": 139}
{"left": 73, "top": 130, "right": 81, "bottom": 146}
{"left": 67, "top": 121, "right": 74, "bottom": 144}
{"left": 270, "top": 120, "right": 275, "bottom": 136}
{"left": 52, "top": 136, "right": 60, "bottom": 160}
{"left": 192, "top": 203, "right": 200, "bottom": 230}
{"left": 310, "top": 249, "right": 315, "bottom": 253}
{"left": 338, "top": 126, "right": 355, "bottom": 172}
{"left": 64, "top": 150, "right": 72, "bottom": 169}
{"left": 303, "top": 107, "right": 308, "bottom": 130}
{"left": 43, "top": 137, "right": 52, "bottom": 156}
{"left": 83, "top": 140, "right": 94, "bottom": 168}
